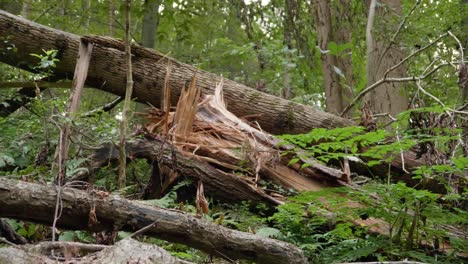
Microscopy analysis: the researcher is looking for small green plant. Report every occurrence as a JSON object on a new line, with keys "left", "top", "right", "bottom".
{"left": 30, "top": 49, "right": 59, "bottom": 77}
{"left": 268, "top": 186, "right": 467, "bottom": 263}
{"left": 279, "top": 126, "right": 415, "bottom": 167}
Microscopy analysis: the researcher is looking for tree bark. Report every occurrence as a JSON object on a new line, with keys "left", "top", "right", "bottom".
{"left": 365, "top": 0, "right": 409, "bottom": 117}
{"left": 0, "top": 239, "right": 194, "bottom": 264}
{"left": 71, "top": 139, "right": 283, "bottom": 205}
{"left": 21, "top": 0, "right": 31, "bottom": 19}
{"left": 0, "top": 177, "right": 307, "bottom": 264}
{"left": 141, "top": 0, "right": 162, "bottom": 49}
{"left": 0, "top": 10, "right": 351, "bottom": 135}
{"left": 313, "top": 0, "right": 353, "bottom": 116}
{"left": 0, "top": 10, "right": 456, "bottom": 193}
{"left": 108, "top": 0, "right": 116, "bottom": 36}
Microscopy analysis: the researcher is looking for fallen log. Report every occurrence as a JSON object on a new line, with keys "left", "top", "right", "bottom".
{"left": 0, "top": 10, "right": 350, "bottom": 135}
{"left": 0, "top": 10, "right": 452, "bottom": 193}
{"left": 0, "top": 238, "right": 193, "bottom": 264}
{"left": 0, "top": 177, "right": 307, "bottom": 264}
{"left": 72, "top": 139, "right": 284, "bottom": 205}
{"left": 71, "top": 80, "right": 346, "bottom": 203}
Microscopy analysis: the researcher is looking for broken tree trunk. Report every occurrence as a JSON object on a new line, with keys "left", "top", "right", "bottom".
{"left": 0, "top": 177, "right": 307, "bottom": 264}
{"left": 71, "top": 139, "right": 283, "bottom": 205}
{"left": 0, "top": 10, "right": 452, "bottom": 193}
{"left": 0, "top": 9, "right": 351, "bottom": 135}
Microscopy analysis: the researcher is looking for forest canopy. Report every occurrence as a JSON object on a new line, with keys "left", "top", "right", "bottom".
{"left": 0, "top": 0, "right": 467, "bottom": 263}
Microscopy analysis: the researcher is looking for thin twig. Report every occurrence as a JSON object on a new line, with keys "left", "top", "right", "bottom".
{"left": 82, "top": 96, "right": 123, "bottom": 117}
{"left": 415, "top": 80, "right": 446, "bottom": 110}
{"left": 33, "top": 2, "right": 58, "bottom": 22}
{"left": 341, "top": 62, "right": 452, "bottom": 116}
{"left": 0, "top": 237, "right": 19, "bottom": 247}
{"left": 395, "top": 126, "right": 409, "bottom": 174}
{"left": 448, "top": 31, "right": 465, "bottom": 65}
{"left": 128, "top": 218, "right": 162, "bottom": 238}
{"left": 378, "top": 0, "right": 421, "bottom": 69}
{"left": 51, "top": 185, "right": 63, "bottom": 242}
{"left": 384, "top": 33, "right": 448, "bottom": 78}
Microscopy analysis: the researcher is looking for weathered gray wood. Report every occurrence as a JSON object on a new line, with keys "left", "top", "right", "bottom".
{"left": 0, "top": 10, "right": 351, "bottom": 135}
{"left": 57, "top": 39, "right": 93, "bottom": 183}
{"left": 0, "top": 177, "right": 307, "bottom": 264}
{"left": 0, "top": 239, "right": 193, "bottom": 264}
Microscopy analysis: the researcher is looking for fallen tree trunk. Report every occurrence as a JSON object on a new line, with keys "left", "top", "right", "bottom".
{"left": 0, "top": 238, "right": 193, "bottom": 264}
{"left": 0, "top": 177, "right": 307, "bottom": 264}
{"left": 0, "top": 10, "right": 452, "bottom": 193}
{"left": 73, "top": 139, "right": 284, "bottom": 205}
{"left": 0, "top": 10, "right": 350, "bottom": 135}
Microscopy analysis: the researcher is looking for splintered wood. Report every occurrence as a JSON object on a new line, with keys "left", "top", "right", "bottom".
{"left": 56, "top": 39, "right": 94, "bottom": 185}
{"left": 141, "top": 78, "right": 346, "bottom": 199}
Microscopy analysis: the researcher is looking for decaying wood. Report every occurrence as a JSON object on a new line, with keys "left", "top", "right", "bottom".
{"left": 0, "top": 238, "right": 193, "bottom": 264}
{"left": 73, "top": 139, "right": 283, "bottom": 205}
{"left": 72, "top": 80, "right": 347, "bottom": 204}
{"left": 0, "top": 10, "right": 455, "bottom": 192}
{"left": 147, "top": 80, "right": 345, "bottom": 192}
{"left": 0, "top": 177, "right": 307, "bottom": 264}
{"left": 56, "top": 39, "right": 93, "bottom": 184}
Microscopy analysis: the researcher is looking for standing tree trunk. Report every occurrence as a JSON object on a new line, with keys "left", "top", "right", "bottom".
{"left": 137, "top": 0, "right": 163, "bottom": 119}
{"left": 461, "top": 0, "right": 467, "bottom": 105}
{"left": 282, "top": 0, "right": 296, "bottom": 99}
{"left": 232, "top": 0, "right": 266, "bottom": 82}
{"left": 21, "top": 0, "right": 31, "bottom": 19}
{"left": 141, "top": 0, "right": 162, "bottom": 49}
{"left": 333, "top": 0, "right": 354, "bottom": 98}
{"left": 108, "top": 0, "right": 116, "bottom": 36}
{"left": 82, "top": 0, "right": 91, "bottom": 34}
{"left": 365, "top": 0, "right": 409, "bottom": 117}
{"left": 313, "top": 0, "right": 353, "bottom": 116}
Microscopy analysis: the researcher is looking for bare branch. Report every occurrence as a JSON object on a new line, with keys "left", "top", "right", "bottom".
{"left": 448, "top": 31, "right": 465, "bottom": 65}
{"left": 384, "top": 33, "right": 448, "bottom": 78}
{"left": 378, "top": 0, "right": 421, "bottom": 64}
{"left": 341, "top": 62, "right": 452, "bottom": 116}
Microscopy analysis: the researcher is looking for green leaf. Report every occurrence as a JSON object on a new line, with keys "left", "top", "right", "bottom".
{"left": 256, "top": 227, "right": 281, "bottom": 238}
{"left": 59, "top": 231, "right": 76, "bottom": 241}
{"left": 288, "top": 158, "right": 300, "bottom": 166}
